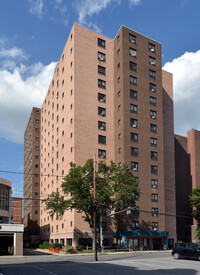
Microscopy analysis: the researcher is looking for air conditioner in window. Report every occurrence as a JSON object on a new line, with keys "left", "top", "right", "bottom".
{"left": 131, "top": 39, "right": 135, "bottom": 43}
{"left": 150, "top": 48, "right": 155, "bottom": 52}
{"left": 151, "top": 88, "right": 155, "bottom": 92}
{"left": 152, "top": 116, "right": 156, "bottom": 119}
{"left": 152, "top": 185, "right": 157, "bottom": 189}
{"left": 100, "top": 155, "right": 104, "bottom": 158}
{"left": 99, "top": 57, "right": 104, "bottom": 61}
{"left": 131, "top": 52, "right": 136, "bottom": 57}
{"left": 100, "top": 127, "right": 104, "bottom": 130}
{"left": 133, "top": 124, "right": 137, "bottom": 128}
{"left": 133, "top": 168, "right": 137, "bottom": 171}
{"left": 100, "top": 99, "right": 104, "bottom": 102}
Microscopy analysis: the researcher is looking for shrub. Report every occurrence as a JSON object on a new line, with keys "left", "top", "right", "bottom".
{"left": 51, "top": 243, "right": 62, "bottom": 249}
{"left": 64, "top": 245, "right": 74, "bottom": 253}
{"left": 39, "top": 241, "right": 50, "bottom": 249}
{"left": 76, "top": 245, "right": 84, "bottom": 252}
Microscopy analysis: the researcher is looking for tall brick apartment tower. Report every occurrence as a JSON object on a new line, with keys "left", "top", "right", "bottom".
{"left": 23, "top": 107, "right": 41, "bottom": 245}
{"left": 32, "top": 24, "right": 176, "bottom": 249}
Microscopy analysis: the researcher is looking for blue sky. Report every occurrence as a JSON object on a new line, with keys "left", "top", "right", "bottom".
{"left": 0, "top": 0, "right": 200, "bottom": 196}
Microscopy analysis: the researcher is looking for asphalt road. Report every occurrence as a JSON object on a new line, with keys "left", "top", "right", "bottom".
{"left": 0, "top": 250, "right": 199, "bottom": 274}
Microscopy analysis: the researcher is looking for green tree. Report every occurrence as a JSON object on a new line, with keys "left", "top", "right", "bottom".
{"left": 45, "top": 159, "right": 139, "bottom": 232}
{"left": 189, "top": 186, "right": 200, "bottom": 239}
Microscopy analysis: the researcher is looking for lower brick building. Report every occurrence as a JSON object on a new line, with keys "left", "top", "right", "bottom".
{"left": 175, "top": 129, "right": 200, "bottom": 242}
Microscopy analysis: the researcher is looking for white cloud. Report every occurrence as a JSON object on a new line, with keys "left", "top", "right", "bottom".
{"left": 75, "top": 0, "right": 141, "bottom": 31}
{"left": 0, "top": 47, "right": 27, "bottom": 60}
{"left": 163, "top": 50, "right": 200, "bottom": 136}
{"left": 29, "top": 0, "right": 44, "bottom": 18}
{"left": 75, "top": 0, "right": 111, "bottom": 24}
{"left": 0, "top": 61, "right": 57, "bottom": 143}
{"left": 129, "top": 0, "right": 141, "bottom": 5}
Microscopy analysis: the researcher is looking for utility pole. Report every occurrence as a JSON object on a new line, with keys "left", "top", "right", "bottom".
{"left": 94, "top": 154, "right": 98, "bottom": 261}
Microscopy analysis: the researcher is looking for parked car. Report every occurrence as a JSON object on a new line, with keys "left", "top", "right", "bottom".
{"left": 172, "top": 243, "right": 200, "bottom": 260}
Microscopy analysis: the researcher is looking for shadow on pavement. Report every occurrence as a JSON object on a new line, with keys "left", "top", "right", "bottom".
{"left": 0, "top": 260, "right": 198, "bottom": 275}
{"left": 23, "top": 248, "right": 52, "bottom": 256}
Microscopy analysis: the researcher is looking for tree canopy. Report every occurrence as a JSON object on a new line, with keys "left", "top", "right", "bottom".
{"left": 45, "top": 159, "right": 140, "bottom": 228}
{"left": 189, "top": 186, "right": 200, "bottom": 239}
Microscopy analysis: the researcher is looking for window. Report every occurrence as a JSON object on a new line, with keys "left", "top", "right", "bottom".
{"left": 152, "top": 222, "right": 159, "bottom": 230}
{"left": 129, "top": 33, "right": 136, "bottom": 44}
{"left": 98, "top": 38, "right": 106, "bottom": 48}
{"left": 98, "top": 121, "right": 106, "bottom": 130}
{"left": 135, "top": 177, "right": 139, "bottom": 186}
{"left": 150, "top": 83, "right": 156, "bottom": 92}
{"left": 130, "top": 104, "right": 138, "bottom": 114}
{"left": 152, "top": 193, "right": 158, "bottom": 202}
{"left": 150, "top": 137, "right": 157, "bottom": 146}
{"left": 35, "top": 119, "right": 39, "bottom": 123}
{"left": 131, "top": 133, "right": 138, "bottom": 142}
{"left": 130, "top": 61, "right": 137, "bottom": 72}
{"left": 130, "top": 90, "right": 137, "bottom": 100}
{"left": 98, "top": 93, "right": 106, "bottom": 102}
{"left": 149, "top": 70, "right": 156, "bottom": 79}
{"left": 149, "top": 43, "right": 156, "bottom": 53}
{"left": 98, "top": 107, "right": 106, "bottom": 117}
{"left": 35, "top": 164, "right": 38, "bottom": 168}
{"left": 151, "top": 151, "right": 158, "bottom": 160}
{"left": 98, "top": 65, "right": 106, "bottom": 75}
{"left": 102, "top": 222, "right": 107, "bottom": 231}
{"left": 132, "top": 221, "right": 139, "bottom": 229}
{"left": 152, "top": 208, "right": 158, "bottom": 216}
{"left": 131, "top": 147, "right": 138, "bottom": 157}
{"left": 129, "top": 48, "right": 137, "bottom": 57}
{"left": 130, "top": 118, "right": 138, "bottom": 128}
{"left": 35, "top": 183, "right": 38, "bottom": 186}
{"left": 35, "top": 128, "right": 39, "bottom": 132}
{"left": 35, "top": 146, "right": 39, "bottom": 150}
{"left": 149, "top": 56, "right": 156, "bottom": 66}
{"left": 98, "top": 79, "right": 106, "bottom": 89}
{"left": 117, "top": 35, "right": 120, "bottom": 42}
{"left": 151, "top": 165, "right": 158, "bottom": 174}
{"left": 118, "top": 119, "right": 121, "bottom": 125}
{"left": 35, "top": 110, "right": 39, "bottom": 114}
{"left": 98, "top": 135, "right": 106, "bottom": 145}
{"left": 118, "top": 105, "right": 121, "bottom": 111}
{"left": 98, "top": 149, "right": 106, "bottom": 159}
{"left": 118, "top": 147, "right": 121, "bottom": 154}
{"left": 130, "top": 75, "right": 137, "bottom": 85}
{"left": 118, "top": 133, "right": 121, "bottom": 139}
{"left": 131, "top": 161, "right": 138, "bottom": 171}
{"left": 150, "top": 110, "right": 157, "bottom": 119}
{"left": 35, "top": 201, "right": 38, "bottom": 205}
{"left": 150, "top": 124, "right": 157, "bottom": 133}
{"left": 151, "top": 179, "right": 158, "bottom": 189}
{"left": 117, "top": 63, "right": 120, "bottom": 69}
{"left": 35, "top": 192, "right": 38, "bottom": 196}
{"left": 118, "top": 91, "right": 120, "bottom": 97}
{"left": 150, "top": 96, "right": 156, "bottom": 106}
{"left": 98, "top": 52, "right": 105, "bottom": 61}
{"left": 117, "top": 77, "right": 120, "bottom": 83}
{"left": 117, "top": 49, "right": 120, "bottom": 55}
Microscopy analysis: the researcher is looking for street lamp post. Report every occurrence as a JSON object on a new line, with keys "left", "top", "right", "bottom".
{"left": 93, "top": 154, "right": 98, "bottom": 261}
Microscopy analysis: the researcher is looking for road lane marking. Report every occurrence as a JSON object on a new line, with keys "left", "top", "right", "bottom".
{"left": 32, "top": 265, "right": 57, "bottom": 275}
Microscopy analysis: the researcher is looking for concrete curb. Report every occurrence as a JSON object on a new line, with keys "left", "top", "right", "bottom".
{"left": 34, "top": 248, "right": 172, "bottom": 257}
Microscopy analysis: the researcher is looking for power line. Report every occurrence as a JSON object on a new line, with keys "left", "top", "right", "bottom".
{"left": 0, "top": 169, "right": 193, "bottom": 206}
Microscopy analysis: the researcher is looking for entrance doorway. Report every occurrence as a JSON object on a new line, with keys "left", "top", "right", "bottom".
{"left": 0, "top": 235, "right": 13, "bottom": 255}
{"left": 153, "top": 238, "right": 162, "bottom": 250}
